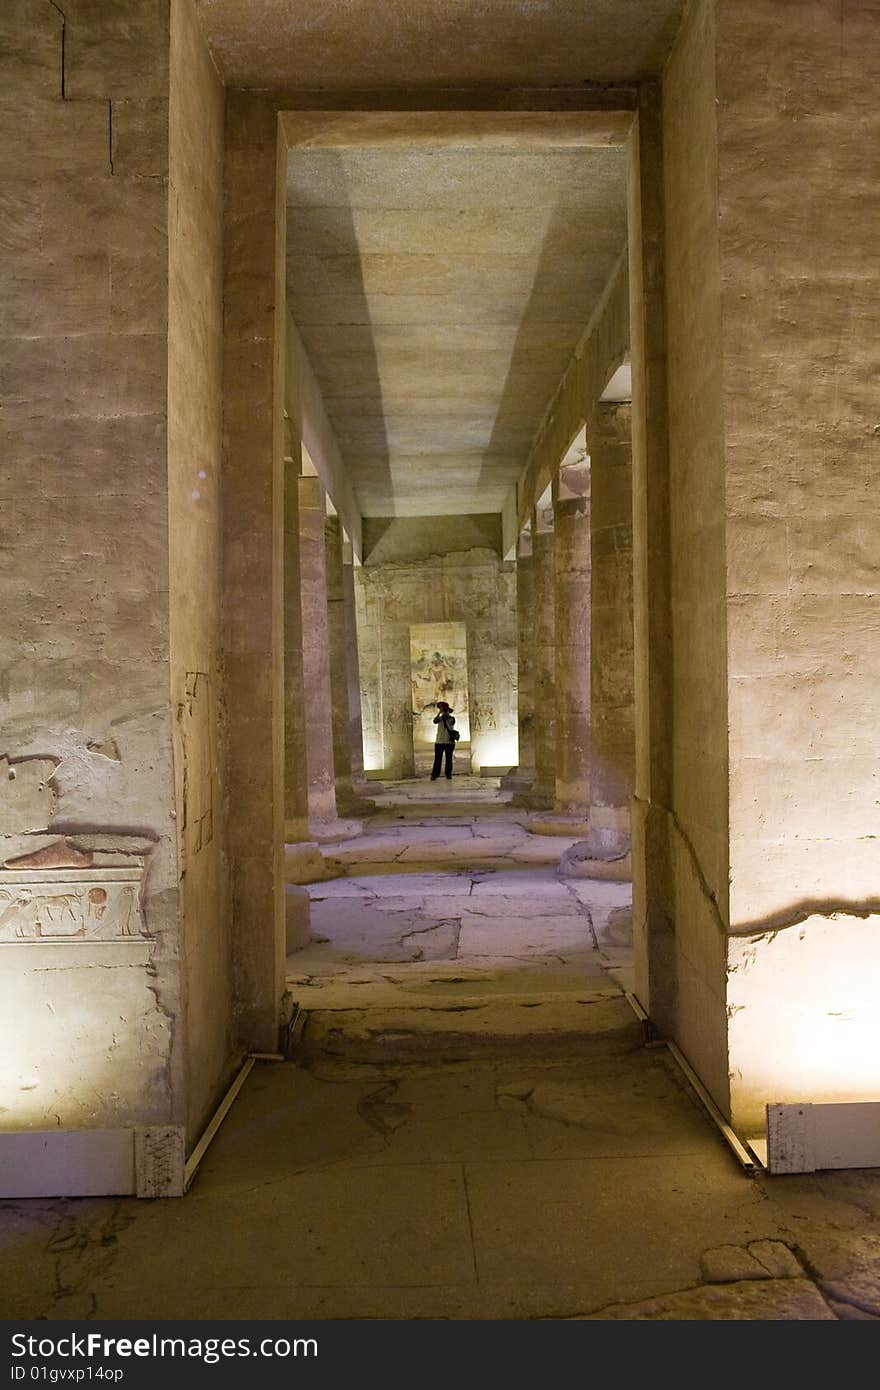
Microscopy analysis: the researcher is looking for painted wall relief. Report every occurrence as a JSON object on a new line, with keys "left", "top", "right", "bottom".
{"left": 1, "top": 804, "right": 153, "bottom": 946}
{"left": 0, "top": 868, "right": 145, "bottom": 942}
{"left": 409, "top": 622, "right": 471, "bottom": 768}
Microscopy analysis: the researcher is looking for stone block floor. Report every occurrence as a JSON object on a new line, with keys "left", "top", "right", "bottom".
{"left": 2, "top": 779, "right": 880, "bottom": 1321}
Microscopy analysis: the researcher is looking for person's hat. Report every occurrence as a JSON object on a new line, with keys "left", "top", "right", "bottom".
{"left": 436, "top": 701, "right": 452, "bottom": 711}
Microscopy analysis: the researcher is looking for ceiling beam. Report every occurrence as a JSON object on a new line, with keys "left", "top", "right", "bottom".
{"left": 281, "top": 108, "right": 635, "bottom": 150}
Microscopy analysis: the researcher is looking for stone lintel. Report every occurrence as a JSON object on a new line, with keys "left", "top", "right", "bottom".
{"left": 281, "top": 109, "right": 635, "bottom": 151}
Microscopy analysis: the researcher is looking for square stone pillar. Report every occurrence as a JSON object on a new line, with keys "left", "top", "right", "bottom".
{"left": 627, "top": 81, "right": 676, "bottom": 1040}
{"left": 716, "top": 0, "right": 880, "bottom": 1133}
{"left": 556, "top": 411, "right": 636, "bottom": 876}
{"left": 500, "top": 524, "right": 535, "bottom": 792}
{"left": 223, "top": 92, "right": 288, "bottom": 1052}
{"left": 297, "top": 476, "right": 352, "bottom": 836}
{"left": 324, "top": 512, "right": 356, "bottom": 809}
{"left": 588, "top": 402, "right": 635, "bottom": 857}
{"left": 282, "top": 423, "right": 309, "bottom": 842}
{"left": 525, "top": 501, "right": 556, "bottom": 808}
{"left": 636, "top": 0, "right": 880, "bottom": 1138}
{"left": 342, "top": 544, "right": 373, "bottom": 793}
{"left": 551, "top": 453, "right": 592, "bottom": 823}
{"left": 324, "top": 516, "right": 374, "bottom": 813}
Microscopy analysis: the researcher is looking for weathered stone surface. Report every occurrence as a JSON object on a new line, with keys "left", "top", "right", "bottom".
{"left": 168, "top": 0, "right": 231, "bottom": 1143}
{"left": 221, "top": 91, "right": 286, "bottom": 1055}
{"left": 299, "top": 996, "right": 641, "bottom": 1064}
{"left": 700, "top": 1244, "right": 774, "bottom": 1283}
{"left": 284, "top": 841, "right": 336, "bottom": 886}
{"left": 585, "top": 1278, "right": 834, "bottom": 1320}
{"left": 0, "top": 0, "right": 188, "bottom": 1148}
{"left": 0, "top": 756, "right": 57, "bottom": 835}
{"left": 285, "top": 884, "right": 312, "bottom": 953}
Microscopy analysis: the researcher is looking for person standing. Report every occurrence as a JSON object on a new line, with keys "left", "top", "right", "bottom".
{"left": 431, "top": 701, "right": 456, "bottom": 780}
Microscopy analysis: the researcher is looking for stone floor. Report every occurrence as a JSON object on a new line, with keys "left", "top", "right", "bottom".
{"left": 2, "top": 779, "right": 880, "bottom": 1321}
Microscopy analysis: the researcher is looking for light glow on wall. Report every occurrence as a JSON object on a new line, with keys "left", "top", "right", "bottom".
{"left": 0, "top": 942, "right": 163, "bottom": 1131}
{"left": 471, "top": 729, "right": 519, "bottom": 774}
{"left": 727, "top": 912, "right": 880, "bottom": 1134}
{"left": 362, "top": 739, "right": 384, "bottom": 773}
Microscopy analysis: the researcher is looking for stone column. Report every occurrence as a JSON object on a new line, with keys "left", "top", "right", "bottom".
{"left": 525, "top": 501, "right": 556, "bottom": 808}
{"left": 589, "top": 403, "right": 635, "bottom": 858}
{"left": 627, "top": 82, "right": 675, "bottom": 1037}
{"left": 557, "top": 405, "right": 635, "bottom": 877}
{"left": 535, "top": 452, "right": 591, "bottom": 833}
{"left": 281, "top": 466, "right": 313, "bottom": 949}
{"left": 324, "top": 512, "right": 358, "bottom": 813}
{"left": 283, "top": 427, "right": 309, "bottom": 844}
{"left": 342, "top": 545, "right": 374, "bottom": 793}
{"left": 500, "top": 524, "right": 535, "bottom": 792}
{"left": 297, "top": 476, "right": 361, "bottom": 840}
{"left": 378, "top": 617, "right": 416, "bottom": 780}
{"left": 223, "top": 94, "right": 289, "bottom": 1052}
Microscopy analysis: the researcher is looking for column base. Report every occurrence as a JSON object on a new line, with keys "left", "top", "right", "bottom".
{"left": 529, "top": 812, "right": 591, "bottom": 838}
{"left": 511, "top": 786, "right": 554, "bottom": 811}
{"left": 499, "top": 765, "right": 534, "bottom": 792}
{"left": 353, "top": 773, "right": 383, "bottom": 794}
{"left": 309, "top": 817, "right": 363, "bottom": 844}
{"left": 285, "top": 883, "right": 312, "bottom": 952}
{"left": 336, "top": 787, "right": 378, "bottom": 816}
{"left": 557, "top": 829, "right": 632, "bottom": 882}
{"left": 284, "top": 840, "right": 333, "bottom": 885}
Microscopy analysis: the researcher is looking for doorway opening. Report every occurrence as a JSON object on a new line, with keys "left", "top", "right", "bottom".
{"left": 409, "top": 621, "right": 471, "bottom": 775}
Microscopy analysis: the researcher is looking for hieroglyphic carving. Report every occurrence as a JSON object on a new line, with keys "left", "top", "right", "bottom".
{"left": 0, "top": 868, "right": 146, "bottom": 942}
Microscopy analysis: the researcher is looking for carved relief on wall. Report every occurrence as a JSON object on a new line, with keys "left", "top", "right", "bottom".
{"left": 409, "top": 621, "right": 471, "bottom": 756}
{"left": 0, "top": 829, "right": 153, "bottom": 946}
{"left": 0, "top": 868, "right": 146, "bottom": 943}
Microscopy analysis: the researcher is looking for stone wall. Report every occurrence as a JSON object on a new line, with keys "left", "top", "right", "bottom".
{"left": 716, "top": 0, "right": 880, "bottom": 1131}
{"left": 168, "top": 0, "right": 231, "bottom": 1142}
{"left": 655, "top": 0, "right": 880, "bottom": 1132}
{"left": 221, "top": 92, "right": 287, "bottom": 1051}
{"left": 0, "top": 0, "right": 181, "bottom": 1138}
{"left": 661, "top": 0, "right": 731, "bottom": 1108}
{"left": 356, "top": 544, "right": 517, "bottom": 777}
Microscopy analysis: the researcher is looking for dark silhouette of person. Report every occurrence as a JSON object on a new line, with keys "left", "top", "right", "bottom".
{"left": 431, "top": 701, "right": 456, "bottom": 780}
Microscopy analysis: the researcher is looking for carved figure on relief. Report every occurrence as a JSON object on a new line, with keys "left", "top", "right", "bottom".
{"left": 0, "top": 878, "right": 142, "bottom": 942}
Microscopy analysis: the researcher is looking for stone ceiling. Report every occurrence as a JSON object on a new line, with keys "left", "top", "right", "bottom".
{"left": 286, "top": 140, "right": 628, "bottom": 516}
{"left": 193, "top": 1, "right": 684, "bottom": 91}
{"left": 192, "top": 0, "right": 684, "bottom": 519}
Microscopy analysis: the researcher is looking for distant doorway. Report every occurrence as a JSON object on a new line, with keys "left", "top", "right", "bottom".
{"left": 409, "top": 621, "right": 471, "bottom": 775}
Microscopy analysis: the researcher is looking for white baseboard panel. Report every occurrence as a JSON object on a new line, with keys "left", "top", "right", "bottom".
{"left": 0, "top": 1125, "right": 185, "bottom": 1198}
{"left": 766, "top": 1101, "right": 880, "bottom": 1174}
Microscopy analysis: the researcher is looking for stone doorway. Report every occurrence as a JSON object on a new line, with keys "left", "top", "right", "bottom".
{"left": 409, "top": 621, "right": 472, "bottom": 776}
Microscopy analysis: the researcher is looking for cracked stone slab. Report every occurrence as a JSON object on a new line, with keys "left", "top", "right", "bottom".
{"left": 701, "top": 1243, "right": 787, "bottom": 1283}
{"left": 459, "top": 892, "right": 581, "bottom": 916}
{"left": 564, "top": 880, "right": 634, "bottom": 909}
{"left": 305, "top": 902, "right": 460, "bottom": 963}
{"left": 307, "top": 878, "right": 376, "bottom": 898}
{"left": 509, "top": 841, "right": 582, "bottom": 864}
{"left": 814, "top": 1234, "right": 880, "bottom": 1318}
{"left": 319, "top": 872, "right": 469, "bottom": 897}
{"left": 580, "top": 1277, "right": 835, "bottom": 1320}
{"left": 298, "top": 996, "right": 643, "bottom": 1063}
{"left": 457, "top": 913, "right": 596, "bottom": 957}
